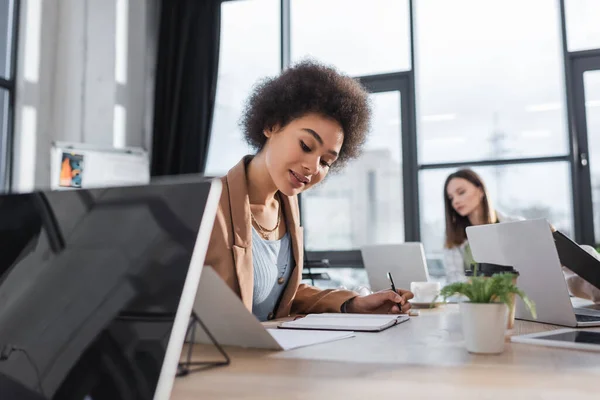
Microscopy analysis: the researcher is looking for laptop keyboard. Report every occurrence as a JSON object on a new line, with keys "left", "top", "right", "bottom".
{"left": 575, "top": 314, "right": 600, "bottom": 322}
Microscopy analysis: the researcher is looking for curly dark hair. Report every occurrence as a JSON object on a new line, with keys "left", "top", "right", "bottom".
{"left": 239, "top": 60, "right": 372, "bottom": 170}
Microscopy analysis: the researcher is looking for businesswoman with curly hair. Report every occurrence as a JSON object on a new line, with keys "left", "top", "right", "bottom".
{"left": 205, "top": 61, "right": 413, "bottom": 321}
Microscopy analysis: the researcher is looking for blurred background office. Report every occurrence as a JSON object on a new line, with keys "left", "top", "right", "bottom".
{"left": 1, "top": 0, "right": 599, "bottom": 288}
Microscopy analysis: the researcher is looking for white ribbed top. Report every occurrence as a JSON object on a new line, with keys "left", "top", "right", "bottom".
{"left": 251, "top": 227, "right": 293, "bottom": 321}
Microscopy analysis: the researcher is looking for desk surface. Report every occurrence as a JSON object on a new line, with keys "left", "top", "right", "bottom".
{"left": 171, "top": 305, "right": 600, "bottom": 399}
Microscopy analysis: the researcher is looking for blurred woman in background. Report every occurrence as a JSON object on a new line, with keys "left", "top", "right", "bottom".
{"left": 442, "top": 168, "right": 600, "bottom": 302}
{"left": 442, "top": 169, "right": 521, "bottom": 283}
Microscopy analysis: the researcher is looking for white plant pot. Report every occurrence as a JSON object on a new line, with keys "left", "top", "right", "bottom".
{"left": 459, "top": 302, "right": 508, "bottom": 354}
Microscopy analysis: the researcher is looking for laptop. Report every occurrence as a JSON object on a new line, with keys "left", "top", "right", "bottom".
{"left": 193, "top": 267, "right": 355, "bottom": 350}
{"left": 0, "top": 177, "right": 221, "bottom": 400}
{"left": 466, "top": 219, "right": 600, "bottom": 327}
{"left": 361, "top": 243, "right": 430, "bottom": 292}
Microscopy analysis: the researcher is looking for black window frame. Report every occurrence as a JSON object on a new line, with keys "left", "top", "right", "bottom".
{"left": 0, "top": 0, "right": 20, "bottom": 193}
{"left": 303, "top": 72, "right": 418, "bottom": 268}
{"left": 569, "top": 50, "right": 600, "bottom": 244}
{"left": 213, "top": 0, "right": 600, "bottom": 274}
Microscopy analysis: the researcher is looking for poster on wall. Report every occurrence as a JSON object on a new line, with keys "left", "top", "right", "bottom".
{"left": 59, "top": 152, "right": 85, "bottom": 188}
{"left": 51, "top": 142, "right": 150, "bottom": 190}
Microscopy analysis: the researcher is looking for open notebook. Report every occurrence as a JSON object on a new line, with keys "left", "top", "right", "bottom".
{"left": 279, "top": 313, "right": 409, "bottom": 332}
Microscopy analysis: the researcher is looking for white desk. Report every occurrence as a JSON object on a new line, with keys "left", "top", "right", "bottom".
{"left": 172, "top": 305, "right": 600, "bottom": 399}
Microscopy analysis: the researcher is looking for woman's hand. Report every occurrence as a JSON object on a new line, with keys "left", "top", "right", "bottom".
{"left": 345, "top": 289, "right": 414, "bottom": 314}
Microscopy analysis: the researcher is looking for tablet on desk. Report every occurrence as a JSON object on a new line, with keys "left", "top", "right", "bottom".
{"left": 511, "top": 328, "right": 600, "bottom": 352}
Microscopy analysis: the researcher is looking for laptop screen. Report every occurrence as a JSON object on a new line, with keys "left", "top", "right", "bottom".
{"left": 0, "top": 179, "right": 219, "bottom": 400}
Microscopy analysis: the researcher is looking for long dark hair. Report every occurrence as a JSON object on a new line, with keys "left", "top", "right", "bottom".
{"left": 443, "top": 169, "right": 496, "bottom": 248}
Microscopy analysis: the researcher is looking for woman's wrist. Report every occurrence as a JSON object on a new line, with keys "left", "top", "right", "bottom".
{"left": 340, "top": 296, "right": 358, "bottom": 313}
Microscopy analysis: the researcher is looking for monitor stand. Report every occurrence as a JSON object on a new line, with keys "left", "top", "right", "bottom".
{"left": 177, "top": 312, "right": 230, "bottom": 376}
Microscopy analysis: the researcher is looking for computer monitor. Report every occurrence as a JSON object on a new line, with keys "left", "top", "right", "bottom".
{"left": 0, "top": 177, "right": 221, "bottom": 400}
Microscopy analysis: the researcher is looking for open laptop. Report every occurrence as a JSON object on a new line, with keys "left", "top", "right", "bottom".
{"left": 0, "top": 177, "right": 221, "bottom": 400}
{"left": 361, "top": 243, "right": 430, "bottom": 292}
{"left": 193, "top": 267, "right": 355, "bottom": 350}
{"left": 466, "top": 219, "right": 600, "bottom": 327}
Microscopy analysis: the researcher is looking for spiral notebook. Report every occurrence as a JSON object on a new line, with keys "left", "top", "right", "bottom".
{"left": 279, "top": 313, "right": 409, "bottom": 332}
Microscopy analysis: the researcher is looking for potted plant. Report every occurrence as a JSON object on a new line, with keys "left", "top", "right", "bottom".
{"left": 438, "top": 272, "right": 536, "bottom": 354}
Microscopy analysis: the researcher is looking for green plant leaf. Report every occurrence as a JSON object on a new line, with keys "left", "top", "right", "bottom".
{"left": 437, "top": 272, "right": 536, "bottom": 319}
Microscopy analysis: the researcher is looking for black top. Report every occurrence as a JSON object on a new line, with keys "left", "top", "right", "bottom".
{"left": 0, "top": 179, "right": 213, "bottom": 399}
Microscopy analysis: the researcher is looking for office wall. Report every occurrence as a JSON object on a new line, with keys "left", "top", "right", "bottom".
{"left": 12, "top": 0, "right": 159, "bottom": 192}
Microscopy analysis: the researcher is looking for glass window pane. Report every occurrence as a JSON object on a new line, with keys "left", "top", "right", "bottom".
{"left": 584, "top": 71, "right": 600, "bottom": 240}
{"left": 205, "top": 0, "right": 280, "bottom": 176}
{"left": 0, "top": 0, "right": 14, "bottom": 79}
{"left": 416, "top": 0, "right": 568, "bottom": 164}
{"left": 291, "top": 0, "right": 410, "bottom": 76}
{"left": 303, "top": 91, "right": 404, "bottom": 251}
{"left": 419, "top": 163, "right": 574, "bottom": 277}
{"left": 565, "top": 0, "right": 600, "bottom": 51}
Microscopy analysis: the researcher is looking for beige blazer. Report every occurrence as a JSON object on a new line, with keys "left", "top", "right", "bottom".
{"left": 205, "top": 156, "right": 357, "bottom": 319}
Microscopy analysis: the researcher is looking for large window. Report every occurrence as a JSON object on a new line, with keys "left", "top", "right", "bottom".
{"left": 208, "top": 0, "right": 599, "bottom": 283}
{"left": 303, "top": 91, "right": 404, "bottom": 251}
{"left": 414, "top": 0, "right": 571, "bottom": 272}
{"left": 566, "top": 2, "right": 600, "bottom": 244}
{"left": 573, "top": 58, "right": 600, "bottom": 244}
{"left": 586, "top": 71, "right": 600, "bottom": 239}
{"left": 293, "top": 0, "right": 412, "bottom": 259}
{"left": 204, "top": 0, "right": 280, "bottom": 176}
{"left": 415, "top": 0, "right": 568, "bottom": 164}
{"left": 0, "top": 0, "right": 18, "bottom": 191}
{"left": 290, "top": 0, "right": 410, "bottom": 76}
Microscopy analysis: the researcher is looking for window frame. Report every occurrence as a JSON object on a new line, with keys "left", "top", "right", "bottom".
{"left": 0, "top": 0, "right": 20, "bottom": 192}
{"left": 568, "top": 50, "right": 600, "bottom": 244}
{"left": 303, "top": 72, "right": 418, "bottom": 268}
{"left": 211, "top": 0, "right": 600, "bottom": 275}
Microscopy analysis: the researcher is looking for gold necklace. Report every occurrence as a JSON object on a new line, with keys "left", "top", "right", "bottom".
{"left": 251, "top": 198, "right": 281, "bottom": 240}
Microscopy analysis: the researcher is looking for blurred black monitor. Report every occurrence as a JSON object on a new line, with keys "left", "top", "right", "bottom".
{"left": 0, "top": 177, "right": 221, "bottom": 400}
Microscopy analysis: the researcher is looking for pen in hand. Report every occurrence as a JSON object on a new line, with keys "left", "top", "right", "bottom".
{"left": 387, "top": 272, "right": 405, "bottom": 313}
